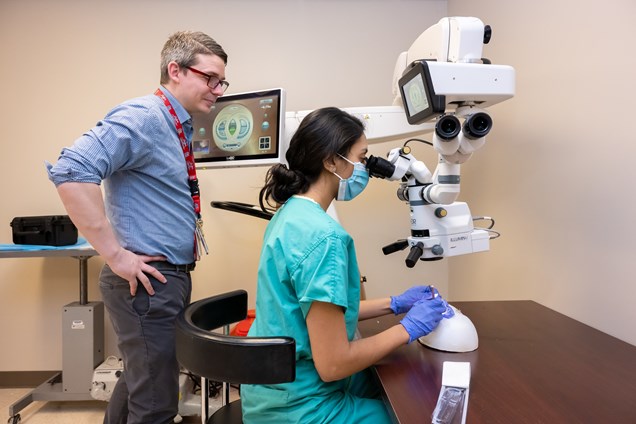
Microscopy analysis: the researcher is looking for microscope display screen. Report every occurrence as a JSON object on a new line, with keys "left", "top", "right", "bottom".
{"left": 403, "top": 73, "right": 430, "bottom": 118}
{"left": 192, "top": 88, "right": 286, "bottom": 169}
{"left": 398, "top": 61, "right": 445, "bottom": 125}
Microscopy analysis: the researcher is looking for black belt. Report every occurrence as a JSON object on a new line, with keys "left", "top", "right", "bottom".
{"left": 146, "top": 261, "right": 196, "bottom": 273}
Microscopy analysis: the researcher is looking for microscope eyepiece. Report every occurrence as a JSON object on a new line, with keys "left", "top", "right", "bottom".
{"left": 462, "top": 112, "right": 492, "bottom": 139}
{"left": 366, "top": 155, "right": 395, "bottom": 179}
{"left": 435, "top": 114, "right": 461, "bottom": 140}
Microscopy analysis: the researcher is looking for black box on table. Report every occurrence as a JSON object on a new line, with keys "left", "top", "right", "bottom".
{"left": 10, "top": 215, "right": 78, "bottom": 246}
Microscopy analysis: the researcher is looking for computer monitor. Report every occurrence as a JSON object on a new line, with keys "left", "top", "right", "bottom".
{"left": 192, "top": 88, "right": 286, "bottom": 169}
{"left": 398, "top": 61, "right": 445, "bottom": 125}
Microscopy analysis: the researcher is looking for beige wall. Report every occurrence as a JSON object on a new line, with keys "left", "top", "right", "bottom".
{"left": 3, "top": 0, "right": 634, "bottom": 375}
{"left": 0, "top": 0, "right": 449, "bottom": 371}
{"left": 447, "top": 0, "right": 636, "bottom": 346}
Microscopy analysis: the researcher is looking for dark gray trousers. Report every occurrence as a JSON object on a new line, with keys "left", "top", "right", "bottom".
{"left": 99, "top": 264, "right": 192, "bottom": 424}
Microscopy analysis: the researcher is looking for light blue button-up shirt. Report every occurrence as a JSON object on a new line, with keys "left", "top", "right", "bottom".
{"left": 47, "top": 87, "right": 196, "bottom": 264}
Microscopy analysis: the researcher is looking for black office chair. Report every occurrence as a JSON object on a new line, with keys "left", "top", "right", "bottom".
{"left": 175, "top": 289, "right": 296, "bottom": 424}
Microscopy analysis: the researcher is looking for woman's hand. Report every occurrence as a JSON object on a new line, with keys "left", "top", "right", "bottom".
{"left": 390, "top": 285, "right": 434, "bottom": 315}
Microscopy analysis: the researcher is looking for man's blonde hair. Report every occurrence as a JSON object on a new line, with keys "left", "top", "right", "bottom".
{"left": 160, "top": 31, "right": 227, "bottom": 84}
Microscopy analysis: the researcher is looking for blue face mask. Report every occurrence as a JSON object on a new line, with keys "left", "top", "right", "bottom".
{"left": 333, "top": 155, "right": 369, "bottom": 201}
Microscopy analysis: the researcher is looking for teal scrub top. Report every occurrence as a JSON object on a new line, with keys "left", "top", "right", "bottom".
{"left": 241, "top": 196, "right": 391, "bottom": 423}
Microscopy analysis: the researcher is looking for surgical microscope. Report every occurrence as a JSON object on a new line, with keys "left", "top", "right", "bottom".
{"left": 367, "top": 16, "right": 514, "bottom": 265}
{"left": 329, "top": 16, "right": 516, "bottom": 352}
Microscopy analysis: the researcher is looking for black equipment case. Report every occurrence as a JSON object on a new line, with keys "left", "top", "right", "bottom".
{"left": 10, "top": 215, "right": 78, "bottom": 246}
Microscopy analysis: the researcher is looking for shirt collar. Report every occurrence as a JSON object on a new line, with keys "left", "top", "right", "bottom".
{"left": 157, "top": 86, "right": 192, "bottom": 125}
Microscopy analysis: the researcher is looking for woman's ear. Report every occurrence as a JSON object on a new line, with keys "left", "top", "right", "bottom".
{"left": 323, "top": 155, "right": 338, "bottom": 174}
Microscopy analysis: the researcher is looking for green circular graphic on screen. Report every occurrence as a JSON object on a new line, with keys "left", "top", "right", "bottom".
{"left": 213, "top": 104, "right": 253, "bottom": 152}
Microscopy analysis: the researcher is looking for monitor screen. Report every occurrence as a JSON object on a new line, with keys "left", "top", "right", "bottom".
{"left": 402, "top": 72, "right": 430, "bottom": 118}
{"left": 398, "top": 61, "right": 445, "bottom": 125}
{"left": 193, "top": 88, "right": 286, "bottom": 169}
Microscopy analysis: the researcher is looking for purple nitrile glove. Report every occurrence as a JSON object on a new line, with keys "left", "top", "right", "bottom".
{"left": 428, "top": 286, "right": 455, "bottom": 319}
{"left": 390, "top": 285, "right": 434, "bottom": 315}
{"left": 400, "top": 297, "right": 447, "bottom": 343}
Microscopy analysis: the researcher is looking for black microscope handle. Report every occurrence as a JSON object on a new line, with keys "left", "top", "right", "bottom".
{"left": 405, "top": 242, "right": 424, "bottom": 268}
{"left": 382, "top": 239, "right": 409, "bottom": 255}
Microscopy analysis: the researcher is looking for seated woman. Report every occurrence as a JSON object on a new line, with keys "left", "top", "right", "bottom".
{"left": 241, "top": 107, "right": 448, "bottom": 423}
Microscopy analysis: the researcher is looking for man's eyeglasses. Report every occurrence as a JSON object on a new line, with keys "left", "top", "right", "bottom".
{"left": 186, "top": 66, "right": 230, "bottom": 93}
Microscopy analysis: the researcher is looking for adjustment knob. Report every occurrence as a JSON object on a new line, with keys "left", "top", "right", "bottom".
{"left": 435, "top": 207, "right": 447, "bottom": 218}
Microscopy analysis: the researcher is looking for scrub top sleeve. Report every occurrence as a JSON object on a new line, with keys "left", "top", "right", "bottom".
{"left": 293, "top": 233, "right": 350, "bottom": 318}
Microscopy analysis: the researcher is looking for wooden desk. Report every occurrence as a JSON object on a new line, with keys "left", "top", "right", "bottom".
{"left": 357, "top": 301, "right": 636, "bottom": 424}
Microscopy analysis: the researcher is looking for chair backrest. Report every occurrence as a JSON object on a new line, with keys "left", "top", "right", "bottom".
{"left": 176, "top": 290, "right": 296, "bottom": 385}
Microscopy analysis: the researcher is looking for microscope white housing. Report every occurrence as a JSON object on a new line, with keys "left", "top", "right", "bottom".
{"left": 359, "top": 17, "right": 514, "bottom": 353}
{"left": 361, "top": 17, "right": 514, "bottom": 268}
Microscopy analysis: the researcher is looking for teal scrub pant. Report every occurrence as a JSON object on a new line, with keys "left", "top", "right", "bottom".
{"left": 242, "top": 368, "right": 393, "bottom": 424}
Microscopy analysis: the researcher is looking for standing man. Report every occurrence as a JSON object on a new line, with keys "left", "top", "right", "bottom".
{"left": 47, "top": 31, "right": 228, "bottom": 423}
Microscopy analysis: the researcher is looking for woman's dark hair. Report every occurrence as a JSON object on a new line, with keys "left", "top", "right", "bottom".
{"left": 259, "top": 107, "right": 364, "bottom": 210}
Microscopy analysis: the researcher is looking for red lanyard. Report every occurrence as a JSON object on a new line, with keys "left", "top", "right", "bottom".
{"left": 155, "top": 88, "right": 209, "bottom": 260}
{"left": 154, "top": 89, "right": 201, "bottom": 218}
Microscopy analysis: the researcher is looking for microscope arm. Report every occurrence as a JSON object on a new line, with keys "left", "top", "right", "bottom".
{"left": 285, "top": 105, "right": 434, "bottom": 148}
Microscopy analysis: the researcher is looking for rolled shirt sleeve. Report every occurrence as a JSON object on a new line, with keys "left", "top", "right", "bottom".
{"left": 45, "top": 89, "right": 197, "bottom": 264}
